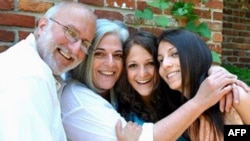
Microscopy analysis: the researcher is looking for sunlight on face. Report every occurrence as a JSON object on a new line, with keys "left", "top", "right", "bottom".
{"left": 92, "top": 33, "right": 123, "bottom": 91}
{"left": 126, "top": 45, "right": 156, "bottom": 98}
{"left": 158, "top": 41, "right": 182, "bottom": 92}
{"left": 36, "top": 21, "right": 85, "bottom": 75}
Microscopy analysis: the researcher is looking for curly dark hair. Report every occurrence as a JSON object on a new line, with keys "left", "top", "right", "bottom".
{"left": 115, "top": 31, "right": 180, "bottom": 123}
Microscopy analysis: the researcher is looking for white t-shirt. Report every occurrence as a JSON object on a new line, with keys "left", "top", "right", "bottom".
{"left": 0, "top": 34, "right": 66, "bottom": 141}
{"left": 61, "top": 79, "right": 153, "bottom": 141}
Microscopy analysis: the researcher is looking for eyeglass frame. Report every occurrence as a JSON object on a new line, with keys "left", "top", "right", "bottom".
{"left": 49, "top": 17, "right": 91, "bottom": 54}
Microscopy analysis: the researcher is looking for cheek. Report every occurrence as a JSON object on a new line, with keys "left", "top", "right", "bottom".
{"left": 159, "top": 67, "right": 164, "bottom": 78}
{"left": 116, "top": 61, "right": 123, "bottom": 76}
{"left": 127, "top": 69, "right": 135, "bottom": 84}
{"left": 77, "top": 52, "right": 86, "bottom": 62}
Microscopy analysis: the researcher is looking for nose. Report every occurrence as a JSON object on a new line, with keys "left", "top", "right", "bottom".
{"left": 105, "top": 53, "right": 115, "bottom": 67}
{"left": 162, "top": 57, "right": 173, "bottom": 69}
{"left": 138, "top": 66, "right": 148, "bottom": 77}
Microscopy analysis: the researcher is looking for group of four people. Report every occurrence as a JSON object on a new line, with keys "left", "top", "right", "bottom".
{"left": 0, "top": 1, "right": 249, "bottom": 141}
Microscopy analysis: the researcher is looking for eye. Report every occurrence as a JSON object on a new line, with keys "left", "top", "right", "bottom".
{"left": 127, "top": 63, "right": 137, "bottom": 69}
{"left": 65, "top": 28, "right": 78, "bottom": 42}
{"left": 171, "top": 52, "right": 178, "bottom": 57}
{"left": 146, "top": 61, "right": 155, "bottom": 67}
{"left": 94, "top": 51, "right": 105, "bottom": 58}
{"left": 113, "top": 53, "right": 123, "bottom": 60}
{"left": 157, "top": 57, "right": 163, "bottom": 64}
{"left": 82, "top": 41, "right": 91, "bottom": 49}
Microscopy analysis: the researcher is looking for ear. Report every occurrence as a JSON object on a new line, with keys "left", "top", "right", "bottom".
{"left": 36, "top": 17, "right": 49, "bottom": 37}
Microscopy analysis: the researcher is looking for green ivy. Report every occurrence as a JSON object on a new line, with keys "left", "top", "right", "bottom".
{"left": 135, "top": 0, "right": 211, "bottom": 39}
{"left": 223, "top": 64, "right": 250, "bottom": 86}
{"left": 211, "top": 51, "right": 221, "bottom": 65}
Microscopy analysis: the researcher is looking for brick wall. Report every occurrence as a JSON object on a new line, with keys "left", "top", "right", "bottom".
{"left": 0, "top": 0, "right": 224, "bottom": 57}
{"left": 222, "top": 0, "right": 250, "bottom": 68}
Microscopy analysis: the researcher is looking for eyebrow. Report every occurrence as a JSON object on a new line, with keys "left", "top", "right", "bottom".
{"left": 95, "top": 48, "right": 123, "bottom": 52}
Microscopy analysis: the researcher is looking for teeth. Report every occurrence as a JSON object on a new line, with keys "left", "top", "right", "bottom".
{"left": 100, "top": 71, "right": 114, "bottom": 75}
{"left": 137, "top": 79, "right": 150, "bottom": 84}
{"left": 59, "top": 49, "right": 71, "bottom": 60}
{"left": 167, "top": 71, "right": 179, "bottom": 78}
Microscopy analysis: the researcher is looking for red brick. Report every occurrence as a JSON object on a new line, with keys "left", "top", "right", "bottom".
{"left": 227, "top": 57, "right": 238, "bottom": 62}
{"left": 79, "top": 0, "right": 104, "bottom": 6}
{"left": 140, "top": 27, "right": 164, "bottom": 37}
{"left": 0, "top": 13, "right": 35, "bottom": 28}
{"left": 213, "top": 11, "right": 223, "bottom": 21}
{"left": 208, "top": 44, "right": 222, "bottom": 53}
{"left": 239, "top": 58, "right": 250, "bottom": 63}
{"left": 205, "top": 0, "right": 223, "bottom": 9}
{"left": 221, "top": 49, "right": 233, "bottom": 56}
{"left": 124, "top": 13, "right": 137, "bottom": 25}
{"left": 18, "top": 0, "right": 53, "bottom": 13}
{"left": 136, "top": 1, "right": 147, "bottom": 10}
{"left": 233, "top": 23, "right": 245, "bottom": 30}
{"left": 232, "top": 37, "right": 245, "bottom": 44}
{"left": 0, "top": 45, "right": 9, "bottom": 53}
{"left": 195, "top": 9, "right": 211, "bottom": 19}
{"left": 94, "top": 10, "right": 123, "bottom": 20}
{"left": 209, "top": 22, "right": 222, "bottom": 31}
{"left": 18, "top": 31, "right": 31, "bottom": 41}
{"left": 212, "top": 32, "right": 223, "bottom": 43}
{"left": 0, "top": 0, "right": 14, "bottom": 10}
{"left": 0, "top": 30, "right": 15, "bottom": 42}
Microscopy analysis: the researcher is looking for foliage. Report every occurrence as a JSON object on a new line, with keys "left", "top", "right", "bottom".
{"left": 135, "top": 0, "right": 211, "bottom": 39}
{"left": 211, "top": 51, "right": 221, "bottom": 65}
{"left": 222, "top": 64, "right": 250, "bottom": 86}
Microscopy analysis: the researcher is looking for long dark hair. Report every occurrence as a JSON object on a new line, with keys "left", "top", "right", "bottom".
{"left": 158, "top": 29, "right": 224, "bottom": 140}
{"left": 115, "top": 31, "right": 175, "bottom": 123}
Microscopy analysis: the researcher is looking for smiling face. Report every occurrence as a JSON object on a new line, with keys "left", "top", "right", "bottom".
{"left": 158, "top": 41, "right": 182, "bottom": 92}
{"left": 126, "top": 45, "right": 156, "bottom": 98}
{"left": 92, "top": 33, "right": 123, "bottom": 91}
{"left": 36, "top": 4, "right": 96, "bottom": 75}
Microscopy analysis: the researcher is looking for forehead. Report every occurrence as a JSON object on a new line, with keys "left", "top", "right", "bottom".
{"left": 127, "top": 45, "right": 152, "bottom": 60}
{"left": 159, "top": 41, "right": 176, "bottom": 51}
{"left": 97, "top": 33, "right": 123, "bottom": 50}
{"left": 55, "top": 5, "right": 96, "bottom": 40}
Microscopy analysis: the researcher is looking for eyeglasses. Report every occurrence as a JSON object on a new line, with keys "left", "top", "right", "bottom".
{"left": 49, "top": 18, "right": 91, "bottom": 54}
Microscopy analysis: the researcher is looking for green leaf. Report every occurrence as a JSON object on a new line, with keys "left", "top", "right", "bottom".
{"left": 154, "top": 15, "right": 170, "bottom": 27}
{"left": 147, "top": 1, "right": 172, "bottom": 10}
{"left": 197, "top": 23, "right": 211, "bottom": 39}
{"left": 185, "top": 21, "right": 197, "bottom": 32}
{"left": 135, "top": 9, "right": 143, "bottom": 17}
{"left": 211, "top": 51, "right": 221, "bottom": 65}
{"left": 135, "top": 8, "right": 153, "bottom": 20}
{"left": 147, "top": 1, "right": 161, "bottom": 9}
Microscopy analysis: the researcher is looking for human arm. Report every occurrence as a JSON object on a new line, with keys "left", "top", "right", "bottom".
{"left": 232, "top": 84, "right": 250, "bottom": 124}
{"left": 208, "top": 65, "right": 250, "bottom": 112}
{"left": 115, "top": 120, "right": 142, "bottom": 141}
{"left": 61, "top": 80, "right": 153, "bottom": 141}
{"left": 153, "top": 69, "right": 236, "bottom": 141}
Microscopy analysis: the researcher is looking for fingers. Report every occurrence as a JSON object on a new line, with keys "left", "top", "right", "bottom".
{"left": 208, "top": 70, "right": 237, "bottom": 89}
{"left": 232, "top": 83, "right": 240, "bottom": 104}
{"left": 219, "top": 85, "right": 233, "bottom": 98}
{"left": 235, "top": 79, "right": 250, "bottom": 92}
{"left": 224, "top": 91, "right": 233, "bottom": 112}
{"left": 115, "top": 119, "right": 122, "bottom": 138}
{"left": 116, "top": 121, "right": 142, "bottom": 141}
{"left": 219, "top": 96, "right": 226, "bottom": 112}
